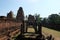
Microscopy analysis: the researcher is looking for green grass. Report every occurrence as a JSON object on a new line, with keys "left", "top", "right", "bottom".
{"left": 42, "top": 27, "right": 60, "bottom": 40}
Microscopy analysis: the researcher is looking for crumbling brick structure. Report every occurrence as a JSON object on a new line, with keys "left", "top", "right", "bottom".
{"left": 16, "top": 7, "right": 24, "bottom": 22}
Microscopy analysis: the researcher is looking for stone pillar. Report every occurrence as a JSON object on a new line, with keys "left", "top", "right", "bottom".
{"left": 38, "top": 22, "right": 42, "bottom": 38}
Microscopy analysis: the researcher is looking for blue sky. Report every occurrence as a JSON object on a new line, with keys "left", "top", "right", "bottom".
{"left": 0, "top": 0, "right": 60, "bottom": 17}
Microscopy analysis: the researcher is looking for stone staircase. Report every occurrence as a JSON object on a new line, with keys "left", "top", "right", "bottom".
{"left": 15, "top": 32, "right": 42, "bottom": 40}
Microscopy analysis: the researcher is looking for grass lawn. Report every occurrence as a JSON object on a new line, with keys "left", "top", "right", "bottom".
{"left": 42, "top": 27, "right": 60, "bottom": 40}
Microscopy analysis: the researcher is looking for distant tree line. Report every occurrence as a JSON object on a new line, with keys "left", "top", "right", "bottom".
{"left": 41, "top": 13, "right": 60, "bottom": 31}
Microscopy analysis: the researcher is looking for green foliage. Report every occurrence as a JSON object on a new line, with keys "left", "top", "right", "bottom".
{"left": 34, "top": 14, "right": 41, "bottom": 23}
{"left": 48, "top": 14, "right": 60, "bottom": 24}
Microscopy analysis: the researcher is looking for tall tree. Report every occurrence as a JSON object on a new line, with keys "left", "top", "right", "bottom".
{"left": 34, "top": 14, "right": 41, "bottom": 24}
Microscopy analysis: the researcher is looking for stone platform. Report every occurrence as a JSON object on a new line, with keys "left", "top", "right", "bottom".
{"left": 15, "top": 33, "right": 42, "bottom": 40}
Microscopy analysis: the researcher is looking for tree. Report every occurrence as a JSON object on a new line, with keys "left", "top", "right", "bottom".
{"left": 42, "top": 18, "right": 48, "bottom": 26}
{"left": 34, "top": 14, "right": 41, "bottom": 24}
{"left": 48, "top": 14, "right": 60, "bottom": 25}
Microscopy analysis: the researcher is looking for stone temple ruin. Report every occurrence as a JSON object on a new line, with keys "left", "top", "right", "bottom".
{"left": 16, "top": 7, "right": 54, "bottom": 40}
{"left": 0, "top": 7, "right": 52, "bottom": 40}
{"left": 0, "top": 11, "right": 14, "bottom": 22}
{"left": 15, "top": 7, "right": 42, "bottom": 40}
{"left": 16, "top": 7, "right": 24, "bottom": 22}
{"left": 0, "top": 7, "right": 54, "bottom": 40}
{"left": 7, "top": 11, "right": 13, "bottom": 19}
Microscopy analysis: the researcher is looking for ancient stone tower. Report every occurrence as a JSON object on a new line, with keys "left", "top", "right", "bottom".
{"left": 16, "top": 7, "right": 24, "bottom": 22}
{"left": 7, "top": 11, "right": 13, "bottom": 19}
{"left": 28, "top": 15, "right": 35, "bottom": 23}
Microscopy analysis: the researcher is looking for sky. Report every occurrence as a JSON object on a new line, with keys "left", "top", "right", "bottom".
{"left": 0, "top": 0, "right": 60, "bottom": 17}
